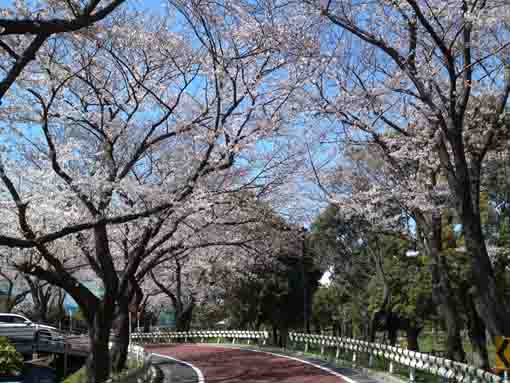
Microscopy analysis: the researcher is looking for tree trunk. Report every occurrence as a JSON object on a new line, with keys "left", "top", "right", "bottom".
{"left": 279, "top": 326, "right": 288, "bottom": 348}
{"left": 361, "top": 306, "right": 371, "bottom": 341}
{"left": 335, "top": 322, "right": 342, "bottom": 337}
{"left": 406, "top": 325, "right": 421, "bottom": 351}
{"left": 111, "top": 306, "right": 130, "bottom": 373}
{"left": 466, "top": 293, "right": 489, "bottom": 370}
{"left": 463, "top": 212, "right": 510, "bottom": 336}
{"left": 83, "top": 225, "right": 119, "bottom": 383}
{"left": 272, "top": 326, "right": 278, "bottom": 345}
{"left": 370, "top": 311, "right": 385, "bottom": 342}
{"left": 52, "top": 289, "right": 66, "bottom": 324}
{"left": 419, "top": 211, "right": 465, "bottom": 362}
{"left": 111, "top": 277, "right": 144, "bottom": 373}
{"left": 387, "top": 317, "right": 398, "bottom": 346}
{"left": 448, "top": 145, "right": 510, "bottom": 336}
{"left": 86, "top": 305, "right": 114, "bottom": 383}
{"left": 433, "top": 257, "right": 465, "bottom": 362}
{"left": 176, "top": 302, "right": 194, "bottom": 332}
{"left": 345, "top": 320, "right": 352, "bottom": 338}
{"left": 370, "top": 243, "right": 392, "bottom": 342}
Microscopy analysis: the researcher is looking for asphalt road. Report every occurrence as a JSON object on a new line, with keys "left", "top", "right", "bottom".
{"left": 146, "top": 344, "right": 348, "bottom": 383}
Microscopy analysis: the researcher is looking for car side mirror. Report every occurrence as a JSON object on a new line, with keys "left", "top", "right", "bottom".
{"left": 25, "top": 321, "right": 32, "bottom": 326}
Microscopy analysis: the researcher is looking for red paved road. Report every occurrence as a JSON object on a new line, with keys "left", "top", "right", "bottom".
{"left": 147, "top": 344, "right": 345, "bottom": 383}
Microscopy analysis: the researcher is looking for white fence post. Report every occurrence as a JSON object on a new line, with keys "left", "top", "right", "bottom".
{"left": 409, "top": 367, "right": 416, "bottom": 383}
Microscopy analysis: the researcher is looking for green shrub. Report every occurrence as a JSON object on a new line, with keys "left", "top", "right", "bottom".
{"left": 0, "top": 336, "right": 24, "bottom": 376}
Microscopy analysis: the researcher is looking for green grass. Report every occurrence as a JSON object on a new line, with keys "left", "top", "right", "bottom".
{"left": 418, "top": 331, "right": 497, "bottom": 367}
{"left": 62, "top": 367, "right": 87, "bottom": 383}
{"left": 462, "top": 339, "right": 496, "bottom": 367}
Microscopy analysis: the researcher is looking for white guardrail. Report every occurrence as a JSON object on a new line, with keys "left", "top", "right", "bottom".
{"left": 4, "top": 327, "right": 79, "bottom": 355}
{"left": 131, "top": 330, "right": 269, "bottom": 345}
{"left": 131, "top": 330, "right": 502, "bottom": 383}
{"left": 289, "top": 333, "right": 503, "bottom": 383}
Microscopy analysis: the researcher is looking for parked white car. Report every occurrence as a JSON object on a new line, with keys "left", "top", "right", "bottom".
{"left": 0, "top": 313, "right": 62, "bottom": 342}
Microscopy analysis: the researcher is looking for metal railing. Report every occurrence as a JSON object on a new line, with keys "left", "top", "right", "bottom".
{"left": 131, "top": 330, "right": 269, "bottom": 345}
{"left": 289, "top": 332, "right": 504, "bottom": 383}
{"left": 3, "top": 328, "right": 89, "bottom": 357}
{"left": 131, "top": 330, "right": 502, "bottom": 383}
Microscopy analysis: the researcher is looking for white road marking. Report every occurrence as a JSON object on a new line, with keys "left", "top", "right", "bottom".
{"left": 151, "top": 352, "right": 205, "bottom": 383}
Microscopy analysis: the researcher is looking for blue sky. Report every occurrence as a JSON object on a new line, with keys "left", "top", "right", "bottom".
{"left": 0, "top": 0, "right": 166, "bottom": 15}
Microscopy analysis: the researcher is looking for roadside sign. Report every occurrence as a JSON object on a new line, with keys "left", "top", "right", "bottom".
{"left": 496, "top": 336, "right": 510, "bottom": 370}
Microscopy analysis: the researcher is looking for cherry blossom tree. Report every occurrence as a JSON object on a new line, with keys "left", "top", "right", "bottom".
{"left": 0, "top": 0, "right": 128, "bottom": 103}
{"left": 0, "top": 1, "right": 304, "bottom": 380}
{"left": 149, "top": 255, "right": 211, "bottom": 332}
{"left": 295, "top": 0, "right": 510, "bottom": 338}
{"left": 143, "top": 196, "right": 280, "bottom": 326}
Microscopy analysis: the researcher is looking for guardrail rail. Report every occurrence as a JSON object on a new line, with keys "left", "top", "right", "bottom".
{"left": 131, "top": 330, "right": 269, "bottom": 345}
{"left": 3, "top": 327, "right": 89, "bottom": 357}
